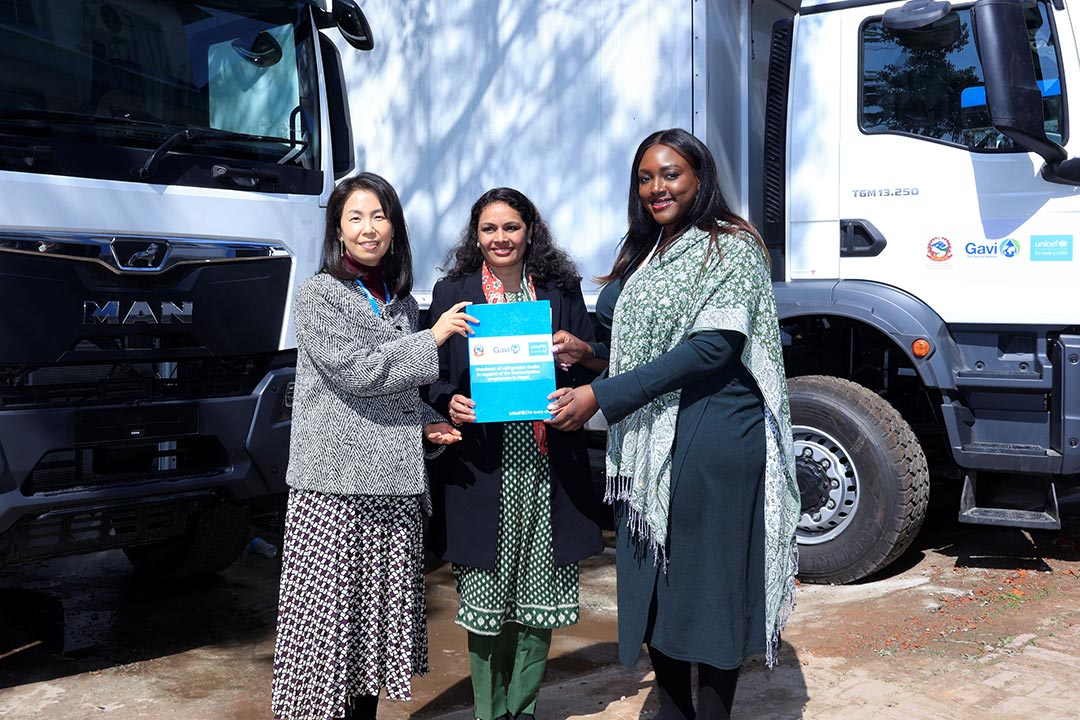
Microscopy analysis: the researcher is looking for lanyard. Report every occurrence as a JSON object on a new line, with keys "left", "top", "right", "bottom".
{"left": 355, "top": 279, "right": 391, "bottom": 316}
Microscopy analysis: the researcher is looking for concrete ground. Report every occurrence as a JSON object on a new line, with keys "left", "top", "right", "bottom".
{"left": 2, "top": 507, "right": 1080, "bottom": 720}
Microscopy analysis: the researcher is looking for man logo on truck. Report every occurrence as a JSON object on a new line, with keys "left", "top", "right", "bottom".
{"left": 110, "top": 240, "right": 169, "bottom": 270}
{"left": 83, "top": 300, "right": 193, "bottom": 325}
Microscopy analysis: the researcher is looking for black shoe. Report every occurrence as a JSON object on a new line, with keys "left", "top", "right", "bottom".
{"left": 344, "top": 694, "right": 379, "bottom": 720}
{"left": 516, "top": 714, "right": 535, "bottom": 720}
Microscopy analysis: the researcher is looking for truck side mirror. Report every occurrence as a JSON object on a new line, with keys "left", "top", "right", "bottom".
{"left": 972, "top": 0, "right": 1080, "bottom": 183}
{"left": 333, "top": 0, "right": 374, "bottom": 51}
{"left": 231, "top": 30, "right": 283, "bottom": 68}
{"left": 882, "top": 0, "right": 953, "bottom": 31}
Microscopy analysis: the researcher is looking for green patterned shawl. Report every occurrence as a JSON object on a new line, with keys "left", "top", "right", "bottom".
{"left": 605, "top": 225, "right": 800, "bottom": 666}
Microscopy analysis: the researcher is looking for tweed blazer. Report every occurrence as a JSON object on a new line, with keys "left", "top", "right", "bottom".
{"left": 286, "top": 271, "right": 442, "bottom": 497}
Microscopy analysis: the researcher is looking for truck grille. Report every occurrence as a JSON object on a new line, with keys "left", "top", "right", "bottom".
{"left": 25, "top": 437, "right": 230, "bottom": 495}
{"left": 0, "top": 355, "right": 273, "bottom": 409}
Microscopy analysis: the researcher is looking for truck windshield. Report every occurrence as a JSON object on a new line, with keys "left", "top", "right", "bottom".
{"left": 0, "top": 0, "right": 320, "bottom": 184}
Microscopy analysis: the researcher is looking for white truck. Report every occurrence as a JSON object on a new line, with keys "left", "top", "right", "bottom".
{"left": 0, "top": 0, "right": 373, "bottom": 575}
{"left": 342, "top": 0, "right": 1080, "bottom": 583}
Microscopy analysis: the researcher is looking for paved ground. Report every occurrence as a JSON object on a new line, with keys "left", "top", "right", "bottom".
{"left": 2, "top": 503, "right": 1080, "bottom": 720}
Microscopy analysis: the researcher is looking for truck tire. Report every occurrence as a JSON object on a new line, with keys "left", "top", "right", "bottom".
{"left": 788, "top": 375, "right": 929, "bottom": 584}
{"left": 123, "top": 502, "right": 251, "bottom": 579}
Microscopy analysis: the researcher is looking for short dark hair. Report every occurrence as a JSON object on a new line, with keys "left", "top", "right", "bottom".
{"left": 601, "top": 128, "right": 763, "bottom": 284}
{"left": 441, "top": 187, "right": 581, "bottom": 292}
{"left": 322, "top": 172, "right": 414, "bottom": 298}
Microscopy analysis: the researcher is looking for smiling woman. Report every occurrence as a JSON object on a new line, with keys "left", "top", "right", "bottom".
{"left": 271, "top": 172, "right": 478, "bottom": 720}
{"left": 421, "top": 187, "right": 603, "bottom": 720}
{"left": 340, "top": 189, "right": 394, "bottom": 268}
{"left": 545, "top": 128, "right": 801, "bottom": 720}
{"left": 635, "top": 144, "right": 701, "bottom": 239}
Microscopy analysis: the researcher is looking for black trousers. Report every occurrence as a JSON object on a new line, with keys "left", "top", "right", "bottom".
{"left": 648, "top": 645, "right": 740, "bottom": 720}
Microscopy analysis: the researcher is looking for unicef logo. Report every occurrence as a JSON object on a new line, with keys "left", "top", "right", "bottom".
{"left": 999, "top": 238, "right": 1020, "bottom": 258}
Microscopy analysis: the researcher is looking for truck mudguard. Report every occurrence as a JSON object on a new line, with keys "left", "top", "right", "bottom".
{"left": 774, "top": 279, "right": 959, "bottom": 391}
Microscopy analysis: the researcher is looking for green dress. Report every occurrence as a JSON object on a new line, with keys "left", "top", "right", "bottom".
{"left": 453, "top": 290, "right": 579, "bottom": 635}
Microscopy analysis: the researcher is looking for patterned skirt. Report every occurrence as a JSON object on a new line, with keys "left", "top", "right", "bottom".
{"left": 453, "top": 421, "right": 579, "bottom": 635}
{"left": 272, "top": 490, "right": 428, "bottom": 720}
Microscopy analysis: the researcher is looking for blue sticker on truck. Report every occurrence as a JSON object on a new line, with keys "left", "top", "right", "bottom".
{"left": 961, "top": 79, "right": 1061, "bottom": 108}
{"left": 1030, "top": 235, "right": 1073, "bottom": 261}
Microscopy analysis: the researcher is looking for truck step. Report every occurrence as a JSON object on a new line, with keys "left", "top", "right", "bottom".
{"left": 958, "top": 474, "right": 1061, "bottom": 530}
{"left": 955, "top": 443, "right": 1059, "bottom": 474}
{"left": 961, "top": 442, "right": 1048, "bottom": 456}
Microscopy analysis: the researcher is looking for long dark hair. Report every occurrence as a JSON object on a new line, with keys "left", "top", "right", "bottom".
{"left": 599, "top": 128, "right": 764, "bottom": 284}
{"left": 442, "top": 187, "right": 581, "bottom": 292}
{"left": 321, "top": 172, "right": 414, "bottom": 298}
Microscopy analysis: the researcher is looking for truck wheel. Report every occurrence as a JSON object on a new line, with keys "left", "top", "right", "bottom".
{"left": 123, "top": 502, "right": 251, "bottom": 579}
{"left": 788, "top": 375, "right": 929, "bottom": 584}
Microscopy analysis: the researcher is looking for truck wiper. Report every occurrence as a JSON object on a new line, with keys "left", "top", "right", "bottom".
{"left": 0, "top": 109, "right": 167, "bottom": 130}
{"left": 138, "top": 128, "right": 305, "bottom": 181}
{"left": 0, "top": 142, "right": 52, "bottom": 169}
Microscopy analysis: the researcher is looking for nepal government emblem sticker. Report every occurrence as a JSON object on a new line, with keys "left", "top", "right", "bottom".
{"left": 927, "top": 237, "right": 952, "bottom": 262}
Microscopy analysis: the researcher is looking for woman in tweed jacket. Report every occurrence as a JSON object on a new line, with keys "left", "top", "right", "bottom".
{"left": 272, "top": 172, "right": 476, "bottom": 720}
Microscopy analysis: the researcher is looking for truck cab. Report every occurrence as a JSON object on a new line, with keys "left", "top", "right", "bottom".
{"left": 0, "top": 0, "right": 369, "bottom": 575}
{"left": 770, "top": 0, "right": 1080, "bottom": 581}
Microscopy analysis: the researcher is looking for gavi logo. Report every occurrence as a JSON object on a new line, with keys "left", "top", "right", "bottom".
{"left": 964, "top": 238, "right": 1020, "bottom": 258}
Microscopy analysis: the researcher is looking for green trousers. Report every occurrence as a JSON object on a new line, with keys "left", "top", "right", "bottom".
{"left": 467, "top": 623, "right": 552, "bottom": 720}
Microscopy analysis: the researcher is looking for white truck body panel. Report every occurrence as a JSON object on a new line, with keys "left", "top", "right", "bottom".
{"left": 335, "top": 1, "right": 768, "bottom": 304}
{"left": 786, "top": 10, "right": 842, "bottom": 282}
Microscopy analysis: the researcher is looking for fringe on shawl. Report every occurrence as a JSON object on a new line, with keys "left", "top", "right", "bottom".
{"left": 605, "top": 474, "right": 669, "bottom": 571}
{"left": 765, "top": 538, "right": 799, "bottom": 667}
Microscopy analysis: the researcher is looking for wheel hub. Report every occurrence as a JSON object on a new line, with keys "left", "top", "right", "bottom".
{"left": 792, "top": 425, "right": 860, "bottom": 545}
{"left": 796, "top": 454, "right": 831, "bottom": 514}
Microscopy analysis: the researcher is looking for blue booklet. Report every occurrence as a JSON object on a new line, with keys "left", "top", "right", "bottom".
{"left": 467, "top": 301, "right": 555, "bottom": 423}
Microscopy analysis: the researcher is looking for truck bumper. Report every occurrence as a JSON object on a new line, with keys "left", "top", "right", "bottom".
{"left": 0, "top": 366, "right": 293, "bottom": 564}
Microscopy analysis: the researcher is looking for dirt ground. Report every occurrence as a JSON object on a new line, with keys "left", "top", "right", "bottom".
{"left": 2, "top": 497, "right": 1080, "bottom": 720}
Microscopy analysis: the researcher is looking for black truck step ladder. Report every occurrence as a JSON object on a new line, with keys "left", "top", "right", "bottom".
{"left": 958, "top": 473, "right": 1061, "bottom": 530}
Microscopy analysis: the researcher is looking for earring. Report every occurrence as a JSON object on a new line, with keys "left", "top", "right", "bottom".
{"left": 339, "top": 237, "right": 345, "bottom": 256}
{"left": 476, "top": 241, "right": 481, "bottom": 249}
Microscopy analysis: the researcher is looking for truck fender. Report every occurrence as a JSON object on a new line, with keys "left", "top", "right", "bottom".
{"left": 773, "top": 279, "right": 958, "bottom": 391}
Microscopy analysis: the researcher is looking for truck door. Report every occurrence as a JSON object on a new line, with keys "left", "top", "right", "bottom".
{"left": 837, "top": 0, "right": 1079, "bottom": 326}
